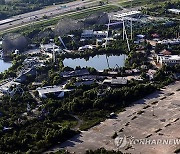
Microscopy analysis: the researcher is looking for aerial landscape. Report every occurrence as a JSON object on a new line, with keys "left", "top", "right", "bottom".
{"left": 0, "top": 0, "right": 179, "bottom": 153}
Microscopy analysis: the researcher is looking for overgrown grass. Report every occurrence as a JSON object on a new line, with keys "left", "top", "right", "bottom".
{"left": 79, "top": 110, "right": 110, "bottom": 131}
{"left": 121, "top": 0, "right": 179, "bottom": 8}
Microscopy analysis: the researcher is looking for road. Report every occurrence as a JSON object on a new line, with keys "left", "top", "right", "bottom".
{"left": 46, "top": 81, "right": 180, "bottom": 154}
{"left": 0, "top": 0, "right": 135, "bottom": 33}
{"left": 0, "top": 0, "right": 99, "bottom": 32}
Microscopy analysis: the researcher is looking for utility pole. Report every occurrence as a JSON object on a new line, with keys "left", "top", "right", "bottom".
{"left": 152, "top": 106, "right": 155, "bottom": 116}
{"left": 130, "top": 0, "right": 133, "bottom": 40}
{"left": 52, "top": 43, "right": 56, "bottom": 63}
{"left": 122, "top": 19, "right": 125, "bottom": 40}
{"left": 105, "top": 16, "right": 111, "bottom": 69}
{"left": 130, "top": 19, "right": 133, "bottom": 40}
{"left": 105, "top": 16, "right": 110, "bottom": 49}
{"left": 50, "top": 39, "right": 56, "bottom": 63}
{"left": 123, "top": 19, "right": 131, "bottom": 52}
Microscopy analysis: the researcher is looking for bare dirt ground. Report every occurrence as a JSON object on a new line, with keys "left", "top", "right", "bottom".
{"left": 46, "top": 81, "right": 180, "bottom": 154}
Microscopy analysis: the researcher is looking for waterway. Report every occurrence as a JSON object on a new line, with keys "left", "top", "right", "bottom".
{"left": 63, "top": 54, "right": 126, "bottom": 70}
{"left": 0, "top": 59, "right": 12, "bottom": 73}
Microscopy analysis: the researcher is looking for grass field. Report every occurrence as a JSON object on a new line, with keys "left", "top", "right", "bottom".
{"left": 121, "top": 0, "right": 180, "bottom": 8}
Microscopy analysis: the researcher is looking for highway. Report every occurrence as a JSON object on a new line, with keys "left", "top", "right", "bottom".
{"left": 0, "top": 0, "right": 101, "bottom": 32}
{"left": 0, "top": 0, "right": 134, "bottom": 33}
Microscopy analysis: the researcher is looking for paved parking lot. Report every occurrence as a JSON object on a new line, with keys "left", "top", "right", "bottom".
{"left": 47, "top": 81, "right": 180, "bottom": 154}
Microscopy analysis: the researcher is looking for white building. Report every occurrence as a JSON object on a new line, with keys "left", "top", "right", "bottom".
{"left": 158, "top": 55, "right": 180, "bottom": 66}
{"left": 113, "top": 11, "right": 141, "bottom": 20}
{"left": 103, "top": 77, "right": 127, "bottom": 86}
{"left": 81, "top": 30, "right": 108, "bottom": 39}
{"left": 157, "top": 39, "right": 180, "bottom": 45}
{"left": 81, "top": 30, "right": 94, "bottom": 39}
{"left": 93, "top": 31, "right": 108, "bottom": 38}
{"left": 40, "top": 43, "right": 60, "bottom": 52}
{"left": 36, "top": 86, "right": 72, "bottom": 98}
{"left": 0, "top": 80, "right": 21, "bottom": 95}
{"left": 168, "top": 9, "right": 180, "bottom": 15}
{"left": 78, "top": 45, "right": 93, "bottom": 51}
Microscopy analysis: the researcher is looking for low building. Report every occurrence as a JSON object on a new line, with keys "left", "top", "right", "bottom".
{"left": 81, "top": 30, "right": 107, "bottom": 39}
{"left": 77, "top": 75, "right": 105, "bottom": 81}
{"left": 125, "top": 70, "right": 133, "bottom": 75}
{"left": 78, "top": 45, "right": 93, "bottom": 51}
{"left": 132, "top": 69, "right": 141, "bottom": 74}
{"left": 0, "top": 80, "right": 21, "bottom": 95}
{"left": 151, "top": 33, "right": 159, "bottom": 38}
{"left": 103, "top": 77, "right": 127, "bottom": 86}
{"left": 40, "top": 43, "right": 59, "bottom": 52}
{"left": 93, "top": 31, "right": 108, "bottom": 38}
{"left": 81, "top": 30, "right": 94, "bottom": 39}
{"left": 159, "top": 49, "right": 171, "bottom": 55}
{"left": 113, "top": 11, "right": 141, "bottom": 20}
{"left": 75, "top": 80, "right": 94, "bottom": 87}
{"left": 105, "top": 21, "right": 122, "bottom": 28}
{"left": 136, "top": 34, "right": 145, "bottom": 39}
{"left": 60, "top": 69, "right": 90, "bottom": 78}
{"left": 168, "top": 9, "right": 180, "bottom": 15}
{"left": 158, "top": 55, "right": 180, "bottom": 66}
{"left": 23, "top": 57, "right": 40, "bottom": 68}
{"left": 37, "top": 86, "right": 72, "bottom": 98}
{"left": 15, "top": 67, "right": 36, "bottom": 83}
{"left": 157, "top": 49, "right": 172, "bottom": 63}
{"left": 157, "top": 39, "right": 180, "bottom": 45}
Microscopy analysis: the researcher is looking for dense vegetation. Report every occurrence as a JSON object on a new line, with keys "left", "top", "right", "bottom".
{"left": 141, "top": 1, "right": 180, "bottom": 18}
{"left": 0, "top": 51, "right": 177, "bottom": 153}
{"left": 0, "top": 3, "right": 180, "bottom": 152}
{"left": 0, "top": 91, "right": 78, "bottom": 153}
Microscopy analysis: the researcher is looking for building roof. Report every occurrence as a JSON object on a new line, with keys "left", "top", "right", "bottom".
{"left": 37, "top": 86, "right": 71, "bottom": 95}
{"left": 93, "top": 31, "right": 108, "bottom": 35}
{"left": 160, "top": 49, "right": 171, "bottom": 55}
{"left": 82, "top": 30, "right": 93, "bottom": 33}
{"left": 0, "top": 81, "right": 20, "bottom": 92}
{"left": 105, "top": 21, "right": 122, "bottom": 26}
{"left": 103, "top": 77, "right": 127, "bottom": 85}
{"left": 168, "top": 9, "right": 180, "bottom": 13}
{"left": 113, "top": 11, "right": 141, "bottom": 19}
{"left": 78, "top": 45, "right": 93, "bottom": 51}
{"left": 158, "top": 39, "right": 180, "bottom": 45}
{"left": 60, "top": 69, "right": 90, "bottom": 78}
{"left": 161, "top": 55, "right": 180, "bottom": 61}
{"left": 151, "top": 33, "right": 159, "bottom": 38}
{"left": 75, "top": 80, "right": 94, "bottom": 87}
{"left": 136, "top": 34, "right": 145, "bottom": 39}
{"left": 40, "top": 43, "right": 59, "bottom": 51}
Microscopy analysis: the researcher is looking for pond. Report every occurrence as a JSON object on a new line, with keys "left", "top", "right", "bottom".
{"left": 0, "top": 59, "right": 12, "bottom": 73}
{"left": 63, "top": 54, "right": 126, "bottom": 70}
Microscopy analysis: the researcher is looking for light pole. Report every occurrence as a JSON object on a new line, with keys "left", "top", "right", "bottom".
{"left": 152, "top": 106, "right": 155, "bottom": 116}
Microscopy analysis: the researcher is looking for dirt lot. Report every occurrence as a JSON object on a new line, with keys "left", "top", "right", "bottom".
{"left": 47, "top": 81, "right": 180, "bottom": 154}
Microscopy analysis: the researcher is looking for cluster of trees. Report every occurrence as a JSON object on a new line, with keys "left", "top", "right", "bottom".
{"left": 132, "top": 20, "right": 180, "bottom": 40}
{"left": 0, "top": 54, "right": 26, "bottom": 80}
{"left": 141, "top": 1, "right": 180, "bottom": 17}
{"left": 0, "top": 7, "right": 179, "bottom": 153}
{"left": 0, "top": 92, "right": 77, "bottom": 153}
